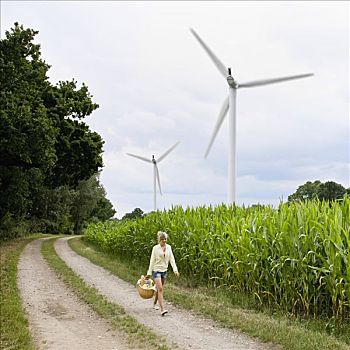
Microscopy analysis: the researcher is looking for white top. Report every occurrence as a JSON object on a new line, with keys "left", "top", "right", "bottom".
{"left": 147, "top": 244, "right": 178, "bottom": 276}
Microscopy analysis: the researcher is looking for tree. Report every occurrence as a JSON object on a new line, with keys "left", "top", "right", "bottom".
{"left": 91, "top": 196, "right": 116, "bottom": 222}
{"left": 33, "top": 185, "right": 76, "bottom": 234}
{"left": 122, "top": 208, "right": 144, "bottom": 220}
{"left": 316, "top": 181, "right": 346, "bottom": 201}
{"left": 44, "top": 80, "right": 104, "bottom": 188}
{"left": 28, "top": 174, "right": 115, "bottom": 235}
{"left": 0, "top": 23, "right": 57, "bottom": 170}
{"left": 71, "top": 174, "right": 115, "bottom": 234}
{"left": 0, "top": 23, "right": 57, "bottom": 224}
{"left": 288, "top": 180, "right": 346, "bottom": 202}
{"left": 288, "top": 181, "right": 321, "bottom": 202}
{"left": 0, "top": 23, "right": 109, "bottom": 239}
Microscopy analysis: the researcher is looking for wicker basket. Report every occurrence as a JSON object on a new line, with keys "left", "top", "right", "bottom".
{"left": 137, "top": 283, "right": 155, "bottom": 299}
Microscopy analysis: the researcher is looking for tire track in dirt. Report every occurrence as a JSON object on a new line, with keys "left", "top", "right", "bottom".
{"left": 17, "top": 238, "right": 131, "bottom": 350}
{"left": 55, "top": 237, "right": 277, "bottom": 350}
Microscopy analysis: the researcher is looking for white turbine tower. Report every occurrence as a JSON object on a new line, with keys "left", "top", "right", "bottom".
{"left": 190, "top": 28, "right": 313, "bottom": 204}
{"left": 126, "top": 142, "right": 180, "bottom": 211}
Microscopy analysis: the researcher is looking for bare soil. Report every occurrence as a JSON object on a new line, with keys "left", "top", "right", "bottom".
{"left": 17, "top": 237, "right": 278, "bottom": 349}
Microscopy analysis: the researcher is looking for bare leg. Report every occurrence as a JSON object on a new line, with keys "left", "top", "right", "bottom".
{"left": 154, "top": 277, "right": 166, "bottom": 313}
{"left": 153, "top": 277, "right": 165, "bottom": 307}
{"left": 153, "top": 290, "right": 158, "bottom": 306}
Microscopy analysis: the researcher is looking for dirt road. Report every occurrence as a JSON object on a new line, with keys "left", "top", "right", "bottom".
{"left": 17, "top": 237, "right": 277, "bottom": 350}
{"left": 17, "top": 238, "right": 129, "bottom": 350}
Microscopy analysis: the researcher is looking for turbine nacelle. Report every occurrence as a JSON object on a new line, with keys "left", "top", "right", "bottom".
{"left": 226, "top": 74, "right": 237, "bottom": 89}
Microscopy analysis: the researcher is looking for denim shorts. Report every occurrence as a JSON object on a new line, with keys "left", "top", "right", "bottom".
{"left": 152, "top": 271, "right": 167, "bottom": 279}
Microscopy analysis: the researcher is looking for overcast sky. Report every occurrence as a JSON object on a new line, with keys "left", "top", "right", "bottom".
{"left": 1, "top": 1, "right": 349, "bottom": 218}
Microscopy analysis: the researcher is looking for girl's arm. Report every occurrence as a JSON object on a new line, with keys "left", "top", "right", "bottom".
{"left": 169, "top": 246, "right": 178, "bottom": 274}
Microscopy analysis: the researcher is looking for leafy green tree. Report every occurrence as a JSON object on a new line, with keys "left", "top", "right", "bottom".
{"left": 33, "top": 185, "right": 76, "bottom": 234}
{"left": 316, "top": 181, "right": 346, "bottom": 201}
{"left": 122, "top": 208, "right": 144, "bottom": 220}
{"left": 0, "top": 23, "right": 57, "bottom": 170}
{"left": 288, "top": 181, "right": 321, "bottom": 202}
{"left": 0, "top": 23, "right": 109, "bottom": 240}
{"left": 91, "top": 196, "right": 116, "bottom": 222}
{"left": 288, "top": 180, "right": 346, "bottom": 202}
{"left": 44, "top": 80, "right": 103, "bottom": 188}
{"left": 28, "top": 175, "right": 114, "bottom": 235}
{"left": 0, "top": 23, "right": 57, "bottom": 225}
{"left": 71, "top": 174, "right": 115, "bottom": 234}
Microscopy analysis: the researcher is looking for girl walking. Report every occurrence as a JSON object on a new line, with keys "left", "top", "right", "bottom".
{"left": 147, "top": 231, "right": 179, "bottom": 316}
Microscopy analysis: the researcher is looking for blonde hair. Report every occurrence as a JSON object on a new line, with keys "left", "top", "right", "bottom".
{"left": 157, "top": 231, "right": 168, "bottom": 240}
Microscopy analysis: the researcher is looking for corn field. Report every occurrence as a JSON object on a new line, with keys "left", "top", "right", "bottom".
{"left": 86, "top": 197, "right": 350, "bottom": 321}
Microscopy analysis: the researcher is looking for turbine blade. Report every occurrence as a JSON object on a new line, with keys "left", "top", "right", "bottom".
{"left": 205, "top": 96, "right": 229, "bottom": 158}
{"left": 126, "top": 153, "right": 152, "bottom": 163}
{"left": 239, "top": 73, "right": 314, "bottom": 88}
{"left": 157, "top": 141, "right": 180, "bottom": 163}
{"left": 190, "top": 28, "right": 228, "bottom": 78}
{"left": 155, "top": 164, "right": 162, "bottom": 195}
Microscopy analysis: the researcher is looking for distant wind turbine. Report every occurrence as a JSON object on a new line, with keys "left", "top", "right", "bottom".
{"left": 126, "top": 142, "right": 180, "bottom": 211}
{"left": 190, "top": 28, "right": 313, "bottom": 204}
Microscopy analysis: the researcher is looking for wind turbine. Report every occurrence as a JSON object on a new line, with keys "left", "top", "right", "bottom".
{"left": 126, "top": 142, "right": 180, "bottom": 211}
{"left": 190, "top": 28, "right": 313, "bottom": 204}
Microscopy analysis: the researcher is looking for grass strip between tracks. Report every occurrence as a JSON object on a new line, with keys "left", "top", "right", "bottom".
{"left": 41, "top": 237, "right": 171, "bottom": 350}
{"left": 69, "top": 236, "right": 350, "bottom": 350}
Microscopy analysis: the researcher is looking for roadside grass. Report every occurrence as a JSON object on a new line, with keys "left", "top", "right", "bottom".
{"left": 41, "top": 238, "right": 172, "bottom": 350}
{"left": 0, "top": 235, "right": 45, "bottom": 350}
{"left": 70, "top": 236, "right": 350, "bottom": 350}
